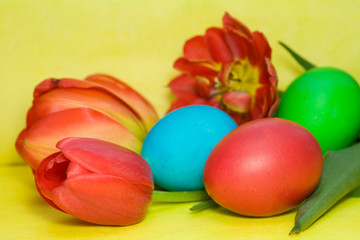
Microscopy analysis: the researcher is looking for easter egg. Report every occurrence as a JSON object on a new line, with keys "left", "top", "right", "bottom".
{"left": 141, "top": 105, "right": 237, "bottom": 191}
{"left": 276, "top": 67, "right": 360, "bottom": 153}
{"left": 203, "top": 118, "right": 323, "bottom": 217}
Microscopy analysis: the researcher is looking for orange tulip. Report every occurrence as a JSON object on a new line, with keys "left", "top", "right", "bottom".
{"left": 35, "top": 137, "right": 154, "bottom": 226}
{"left": 16, "top": 74, "right": 159, "bottom": 170}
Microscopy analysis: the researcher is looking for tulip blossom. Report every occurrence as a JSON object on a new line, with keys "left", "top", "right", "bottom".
{"left": 16, "top": 74, "right": 159, "bottom": 170}
{"left": 35, "top": 137, "right": 210, "bottom": 225}
{"left": 168, "top": 12, "right": 279, "bottom": 124}
{"left": 35, "top": 137, "right": 154, "bottom": 226}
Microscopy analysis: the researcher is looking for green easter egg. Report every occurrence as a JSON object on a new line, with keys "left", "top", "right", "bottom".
{"left": 276, "top": 67, "right": 360, "bottom": 153}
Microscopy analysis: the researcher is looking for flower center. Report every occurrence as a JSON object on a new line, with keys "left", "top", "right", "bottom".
{"left": 227, "top": 59, "right": 260, "bottom": 97}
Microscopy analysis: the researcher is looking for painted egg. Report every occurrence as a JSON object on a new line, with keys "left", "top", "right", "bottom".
{"left": 203, "top": 118, "right": 323, "bottom": 216}
{"left": 141, "top": 105, "right": 237, "bottom": 191}
{"left": 276, "top": 67, "right": 360, "bottom": 153}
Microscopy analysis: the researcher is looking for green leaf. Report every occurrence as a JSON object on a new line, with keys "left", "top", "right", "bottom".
{"left": 279, "top": 41, "right": 316, "bottom": 70}
{"left": 290, "top": 143, "right": 360, "bottom": 234}
{"left": 190, "top": 199, "right": 218, "bottom": 212}
{"left": 152, "top": 190, "right": 210, "bottom": 202}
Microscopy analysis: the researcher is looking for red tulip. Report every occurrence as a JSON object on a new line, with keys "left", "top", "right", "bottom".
{"left": 35, "top": 137, "right": 154, "bottom": 226}
{"left": 16, "top": 74, "right": 159, "bottom": 170}
{"left": 168, "top": 12, "right": 279, "bottom": 124}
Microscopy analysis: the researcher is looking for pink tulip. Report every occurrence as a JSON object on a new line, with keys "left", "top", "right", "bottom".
{"left": 16, "top": 74, "right": 159, "bottom": 170}
{"left": 35, "top": 137, "right": 154, "bottom": 226}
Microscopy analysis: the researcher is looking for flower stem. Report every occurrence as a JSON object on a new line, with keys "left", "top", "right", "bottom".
{"left": 279, "top": 41, "right": 316, "bottom": 70}
{"left": 190, "top": 199, "right": 218, "bottom": 212}
{"left": 152, "top": 190, "right": 210, "bottom": 202}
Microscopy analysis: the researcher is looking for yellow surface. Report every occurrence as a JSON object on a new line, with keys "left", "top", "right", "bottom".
{"left": 1, "top": 0, "right": 360, "bottom": 239}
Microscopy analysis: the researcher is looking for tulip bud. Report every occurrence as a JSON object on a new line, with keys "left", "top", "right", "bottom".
{"left": 35, "top": 137, "right": 154, "bottom": 226}
{"left": 16, "top": 74, "right": 159, "bottom": 170}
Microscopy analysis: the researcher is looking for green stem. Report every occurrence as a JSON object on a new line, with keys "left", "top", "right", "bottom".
{"left": 152, "top": 190, "right": 210, "bottom": 202}
{"left": 279, "top": 41, "right": 316, "bottom": 70}
{"left": 190, "top": 199, "right": 218, "bottom": 212}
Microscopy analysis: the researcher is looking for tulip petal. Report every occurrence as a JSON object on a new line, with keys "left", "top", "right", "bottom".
{"left": 204, "top": 27, "right": 233, "bottom": 63}
{"left": 184, "top": 36, "right": 212, "bottom": 60}
{"left": 33, "top": 76, "right": 159, "bottom": 133}
{"left": 168, "top": 74, "right": 198, "bottom": 95}
{"left": 174, "top": 58, "right": 219, "bottom": 76}
{"left": 222, "top": 91, "right": 252, "bottom": 113}
{"left": 85, "top": 74, "right": 159, "bottom": 132}
{"left": 66, "top": 162, "right": 92, "bottom": 179}
{"left": 222, "top": 12, "right": 252, "bottom": 39}
{"left": 225, "top": 31, "right": 255, "bottom": 63}
{"left": 35, "top": 152, "right": 67, "bottom": 212}
{"left": 252, "top": 86, "right": 272, "bottom": 119}
{"left": 20, "top": 108, "right": 142, "bottom": 170}
{"left": 167, "top": 13, "right": 279, "bottom": 125}
{"left": 33, "top": 78, "right": 95, "bottom": 98}
{"left": 15, "top": 129, "right": 28, "bottom": 162}
{"left": 28, "top": 88, "right": 147, "bottom": 140}
{"left": 57, "top": 137, "right": 153, "bottom": 187}
{"left": 52, "top": 174, "right": 153, "bottom": 225}
{"left": 252, "top": 31, "right": 272, "bottom": 61}
{"left": 167, "top": 75, "right": 219, "bottom": 111}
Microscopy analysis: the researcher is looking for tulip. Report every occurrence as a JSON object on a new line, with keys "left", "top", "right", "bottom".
{"left": 35, "top": 137, "right": 154, "bottom": 226}
{"left": 168, "top": 12, "right": 279, "bottom": 125}
{"left": 16, "top": 74, "right": 159, "bottom": 170}
{"left": 35, "top": 137, "right": 210, "bottom": 225}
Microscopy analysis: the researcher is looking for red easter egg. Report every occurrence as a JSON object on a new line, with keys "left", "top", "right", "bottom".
{"left": 203, "top": 118, "right": 323, "bottom": 216}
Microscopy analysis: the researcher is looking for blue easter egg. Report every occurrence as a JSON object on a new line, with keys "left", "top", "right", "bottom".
{"left": 141, "top": 105, "right": 238, "bottom": 191}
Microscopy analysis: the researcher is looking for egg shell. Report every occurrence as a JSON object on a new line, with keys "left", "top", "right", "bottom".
{"left": 276, "top": 67, "right": 360, "bottom": 153}
{"left": 203, "top": 118, "right": 323, "bottom": 217}
{"left": 141, "top": 105, "right": 237, "bottom": 191}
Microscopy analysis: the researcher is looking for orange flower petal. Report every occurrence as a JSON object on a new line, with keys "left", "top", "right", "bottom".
{"left": 20, "top": 108, "right": 142, "bottom": 170}
{"left": 29, "top": 87, "right": 147, "bottom": 140}
{"left": 85, "top": 74, "right": 159, "bottom": 132}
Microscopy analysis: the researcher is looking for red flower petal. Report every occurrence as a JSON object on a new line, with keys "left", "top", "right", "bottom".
{"left": 35, "top": 152, "right": 67, "bottom": 212}
{"left": 168, "top": 91, "right": 209, "bottom": 112}
{"left": 174, "top": 58, "right": 219, "bottom": 76}
{"left": 184, "top": 36, "right": 212, "bottom": 60}
{"left": 222, "top": 12, "right": 252, "bottom": 39}
{"left": 222, "top": 91, "right": 252, "bottom": 113}
{"left": 225, "top": 31, "right": 255, "bottom": 63}
{"left": 66, "top": 162, "right": 92, "bottom": 179}
{"left": 204, "top": 27, "right": 233, "bottom": 63}
{"left": 57, "top": 137, "right": 153, "bottom": 187}
{"left": 252, "top": 31, "right": 272, "bottom": 61}
{"left": 52, "top": 174, "right": 153, "bottom": 225}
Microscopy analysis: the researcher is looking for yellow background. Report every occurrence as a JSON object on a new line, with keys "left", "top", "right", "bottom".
{"left": 1, "top": 0, "right": 360, "bottom": 239}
